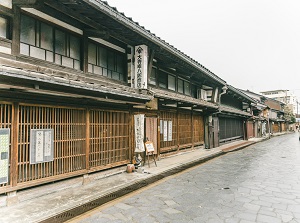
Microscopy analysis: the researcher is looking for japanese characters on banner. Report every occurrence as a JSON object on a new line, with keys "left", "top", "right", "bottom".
{"left": 163, "top": 121, "right": 168, "bottom": 141}
{"left": 168, "top": 121, "right": 173, "bottom": 141}
{"left": 0, "top": 129, "right": 10, "bottom": 184}
{"left": 134, "top": 45, "right": 148, "bottom": 89}
{"left": 160, "top": 120, "right": 173, "bottom": 142}
{"left": 134, "top": 114, "right": 145, "bottom": 152}
{"left": 30, "top": 129, "right": 54, "bottom": 164}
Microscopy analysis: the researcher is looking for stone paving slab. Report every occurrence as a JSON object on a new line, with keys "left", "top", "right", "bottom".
{"left": 0, "top": 135, "right": 277, "bottom": 223}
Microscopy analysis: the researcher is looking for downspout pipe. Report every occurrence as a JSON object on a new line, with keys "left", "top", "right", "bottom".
{"left": 218, "top": 85, "right": 228, "bottom": 112}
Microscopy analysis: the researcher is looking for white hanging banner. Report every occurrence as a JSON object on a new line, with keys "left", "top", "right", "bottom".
{"left": 168, "top": 121, "right": 173, "bottom": 141}
{"left": 0, "top": 129, "right": 10, "bottom": 184}
{"left": 134, "top": 45, "right": 148, "bottom": 89}
{"left": 163, "top": 121, "right": 168, "bottom": 142}
{"left": 134, "top": 114, "right": 145, "bottom": 152}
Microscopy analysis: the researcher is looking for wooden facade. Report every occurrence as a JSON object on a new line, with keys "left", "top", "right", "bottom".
{"left": 0, "top": 0, "right": 227, "bottom": 194}
{"left": 0, "top": 0, "right": 280, "bottom": 198}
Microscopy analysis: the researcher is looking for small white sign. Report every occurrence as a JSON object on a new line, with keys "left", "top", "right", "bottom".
{"left": 168, "top": 121, "right": 173, "bottom": 141}
{"left": 35, "top": 131, "right": 44, "bottom": 162}
{"left": 163, "top": 121, "right": 168, "bottom": 142}
{"left": 0, "top": 129, "right": 10, "bottom": 184}
{"left": 30, "top": 129, "right": 54, "bottom": 164}
{"left": 44, "top": 131, "right": 52, "bottom": 157}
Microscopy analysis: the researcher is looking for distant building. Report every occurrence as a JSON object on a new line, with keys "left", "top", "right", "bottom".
{"left": 260, "top": 90, "right": 298, "bottom": 115}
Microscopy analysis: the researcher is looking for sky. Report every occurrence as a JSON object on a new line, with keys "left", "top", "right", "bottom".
{"left": 105, "top": 0, "right": 300, "bottom": 100}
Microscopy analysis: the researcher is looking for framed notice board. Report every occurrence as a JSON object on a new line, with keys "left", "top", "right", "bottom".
{"left": 145, "top": 141, "right": 155, "bottom": 154}
{"left": 144, "top": 141, "right": 157, "bottom": 167}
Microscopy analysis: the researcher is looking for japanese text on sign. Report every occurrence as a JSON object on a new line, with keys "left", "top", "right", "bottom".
{"left": 134, "top": 45, "right": 148, "bottom": 89}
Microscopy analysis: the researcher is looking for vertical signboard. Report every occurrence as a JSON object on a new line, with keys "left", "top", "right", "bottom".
{"left": 134, "top": 45, "right": 148, "bottom": 89}
{"left": 168, "top": 121, "right": 173, "bottom": 141}
{"left": 134, "top": 114, "right": 145, "bottom": 152}
{"left": 30, "top": 129, "right": 54, "bottom": 164}
{"left": 0, "top": 129, "right": 9, "bottom": 184}
{"left": 163, "top": 121, "right": 168, "bottom": 142}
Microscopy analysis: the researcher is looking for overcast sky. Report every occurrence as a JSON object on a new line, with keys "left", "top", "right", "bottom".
{"left": 106, "top": 0, "right": 300, "bottom": 100}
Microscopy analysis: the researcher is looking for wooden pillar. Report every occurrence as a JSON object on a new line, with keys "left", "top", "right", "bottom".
{"left": 147, "top": 49, "right": 155, "bottom": 83}
{"left": 176, "top": 106, "right": 179, "bottom": 151}
{"left": 156, "top": 112, "right": 161, "bottom": 159}
{"left": 129, "top": 108, "right": 133, "bottom": 162}
{"left": 85, "top": 108, "right": 90, "bottom": 171}
{"left": 191, "top": 109, "right": 194, "bottom": 149}
{"left": 12, "top": 6, "right": 20, "bottom": 56}
{"left": 82, "top": 34, "right": 89, "bottom": 73}
{"left": 11, "top": 102, "right": 19, "bottom": 187}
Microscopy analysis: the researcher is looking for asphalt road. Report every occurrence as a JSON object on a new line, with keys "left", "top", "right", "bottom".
{"left": 73, "top": 133, "right": 300, "bottom": 223}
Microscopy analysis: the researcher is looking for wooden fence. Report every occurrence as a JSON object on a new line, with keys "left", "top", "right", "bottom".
{"left": 0, "top": 102, "right": 130, "bottom": 194}
{"left": 160, "top": 110, "right": 204, "bottom": 154}
{"left": 0, "top": 101, "right": 205, "bottom": 194}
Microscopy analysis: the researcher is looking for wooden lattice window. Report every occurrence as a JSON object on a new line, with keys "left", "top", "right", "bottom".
{"left": 89, "top": 110, "right": 129, "bottom": 168}
{"left": 17, "top": 105, "right": 86, "bottom": 183}
{"left": 193, "top": 114, "right": 204, "bottom": 144}
{"left": 178, "top": 112, "right": 192, "bottom": 145}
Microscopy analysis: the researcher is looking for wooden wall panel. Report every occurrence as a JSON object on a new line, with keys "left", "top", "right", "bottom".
{"left": 193, "top": 114, "right": 204, "bottom": 144}
{"left": 17, "top": 105, "right": 86, "bottom": 184}
{"left": 159, "top": 111, "right": 177, "bottom": 153}
{"left": 178, "top": 112, "right": 192, "bottom": 146}
{"left": 89, "top": 110, "right": 130, "bottom": 168}
{"left": 0, "top": 103, "right": 12, "bottom": 189}
{"left": 272, "top": 123, "right": 280, "bottom": 133}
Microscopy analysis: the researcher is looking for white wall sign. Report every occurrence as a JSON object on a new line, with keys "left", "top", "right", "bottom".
{"left": 134, "top": 114, "right": 145, "bottom": 152}
{"left": 0, "top": 129, "right": 10, "bottom": 184}
{"left": 134, "top": 45, "right": 148, "bottom": 89}
{"left": 30, "top": 129, "right": 54, "bottom": 164}
{"left": 163, "top": 121, "right": 168, "bottom": 142}
{"left": 168, "top": 121, "right": 173, "bottom": 141}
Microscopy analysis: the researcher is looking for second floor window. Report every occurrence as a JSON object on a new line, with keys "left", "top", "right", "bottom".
{"left": 0, "top": 17, "right": 8, "bottom": 39}
{"left": 20, "top": 14, "right": 81, "bottom": 70}
{"left": 178, "top": 78, "right": 191, "bottom": 96}
{"left": 88, "top": 42, "right": 125, "bottom": 82}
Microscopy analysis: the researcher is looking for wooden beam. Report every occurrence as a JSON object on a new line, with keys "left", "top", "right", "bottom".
{"left": 45, "top": 0, "right": 106, "bottom": 31}
{"left": 84, "top": 29, "right": 109, "bottom": 39}
{"left": 12, "top": 0, "right": 40, "bottom": 6}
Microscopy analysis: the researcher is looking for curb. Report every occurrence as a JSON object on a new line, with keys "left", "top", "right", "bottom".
{"left": 38, "top": 133, "right": 291, "bottom": 222}
{"left": 40, "top": 151, "right": 224, "bottom": 223}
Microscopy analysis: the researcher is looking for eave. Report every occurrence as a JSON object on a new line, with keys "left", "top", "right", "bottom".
{"left": 14, "top": 0, "right": 226, "bottom": 87}
{"left": 0, "top": 57, "right": 152, "bottom": 104}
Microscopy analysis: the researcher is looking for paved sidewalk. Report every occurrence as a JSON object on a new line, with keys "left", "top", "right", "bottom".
{"left": 0, "top": 136, "right": 270, "bottom": 223}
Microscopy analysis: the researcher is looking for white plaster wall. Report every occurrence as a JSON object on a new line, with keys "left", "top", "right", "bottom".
{"left": 0, "top": 45, "right": 11, "bottom": 54}
{"left": 0, "top": 0, "right": 12, "bottom": 9}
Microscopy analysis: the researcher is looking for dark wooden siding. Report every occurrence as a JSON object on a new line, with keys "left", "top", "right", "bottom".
{"left": 219, "top": 117, "right": 244, "bottom": 143}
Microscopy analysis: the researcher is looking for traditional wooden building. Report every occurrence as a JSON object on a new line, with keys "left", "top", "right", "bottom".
{"left": 0, "top": 0, "right": 235, "bottom": 199}
{"left": 263, "top": 98, "right": 285, "bottom": 134}
{"left": 212, "top": 85, "right": 254, "bottom": 146}
{"left": 241, "top": 89, "right": 269, "bottom": 138}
